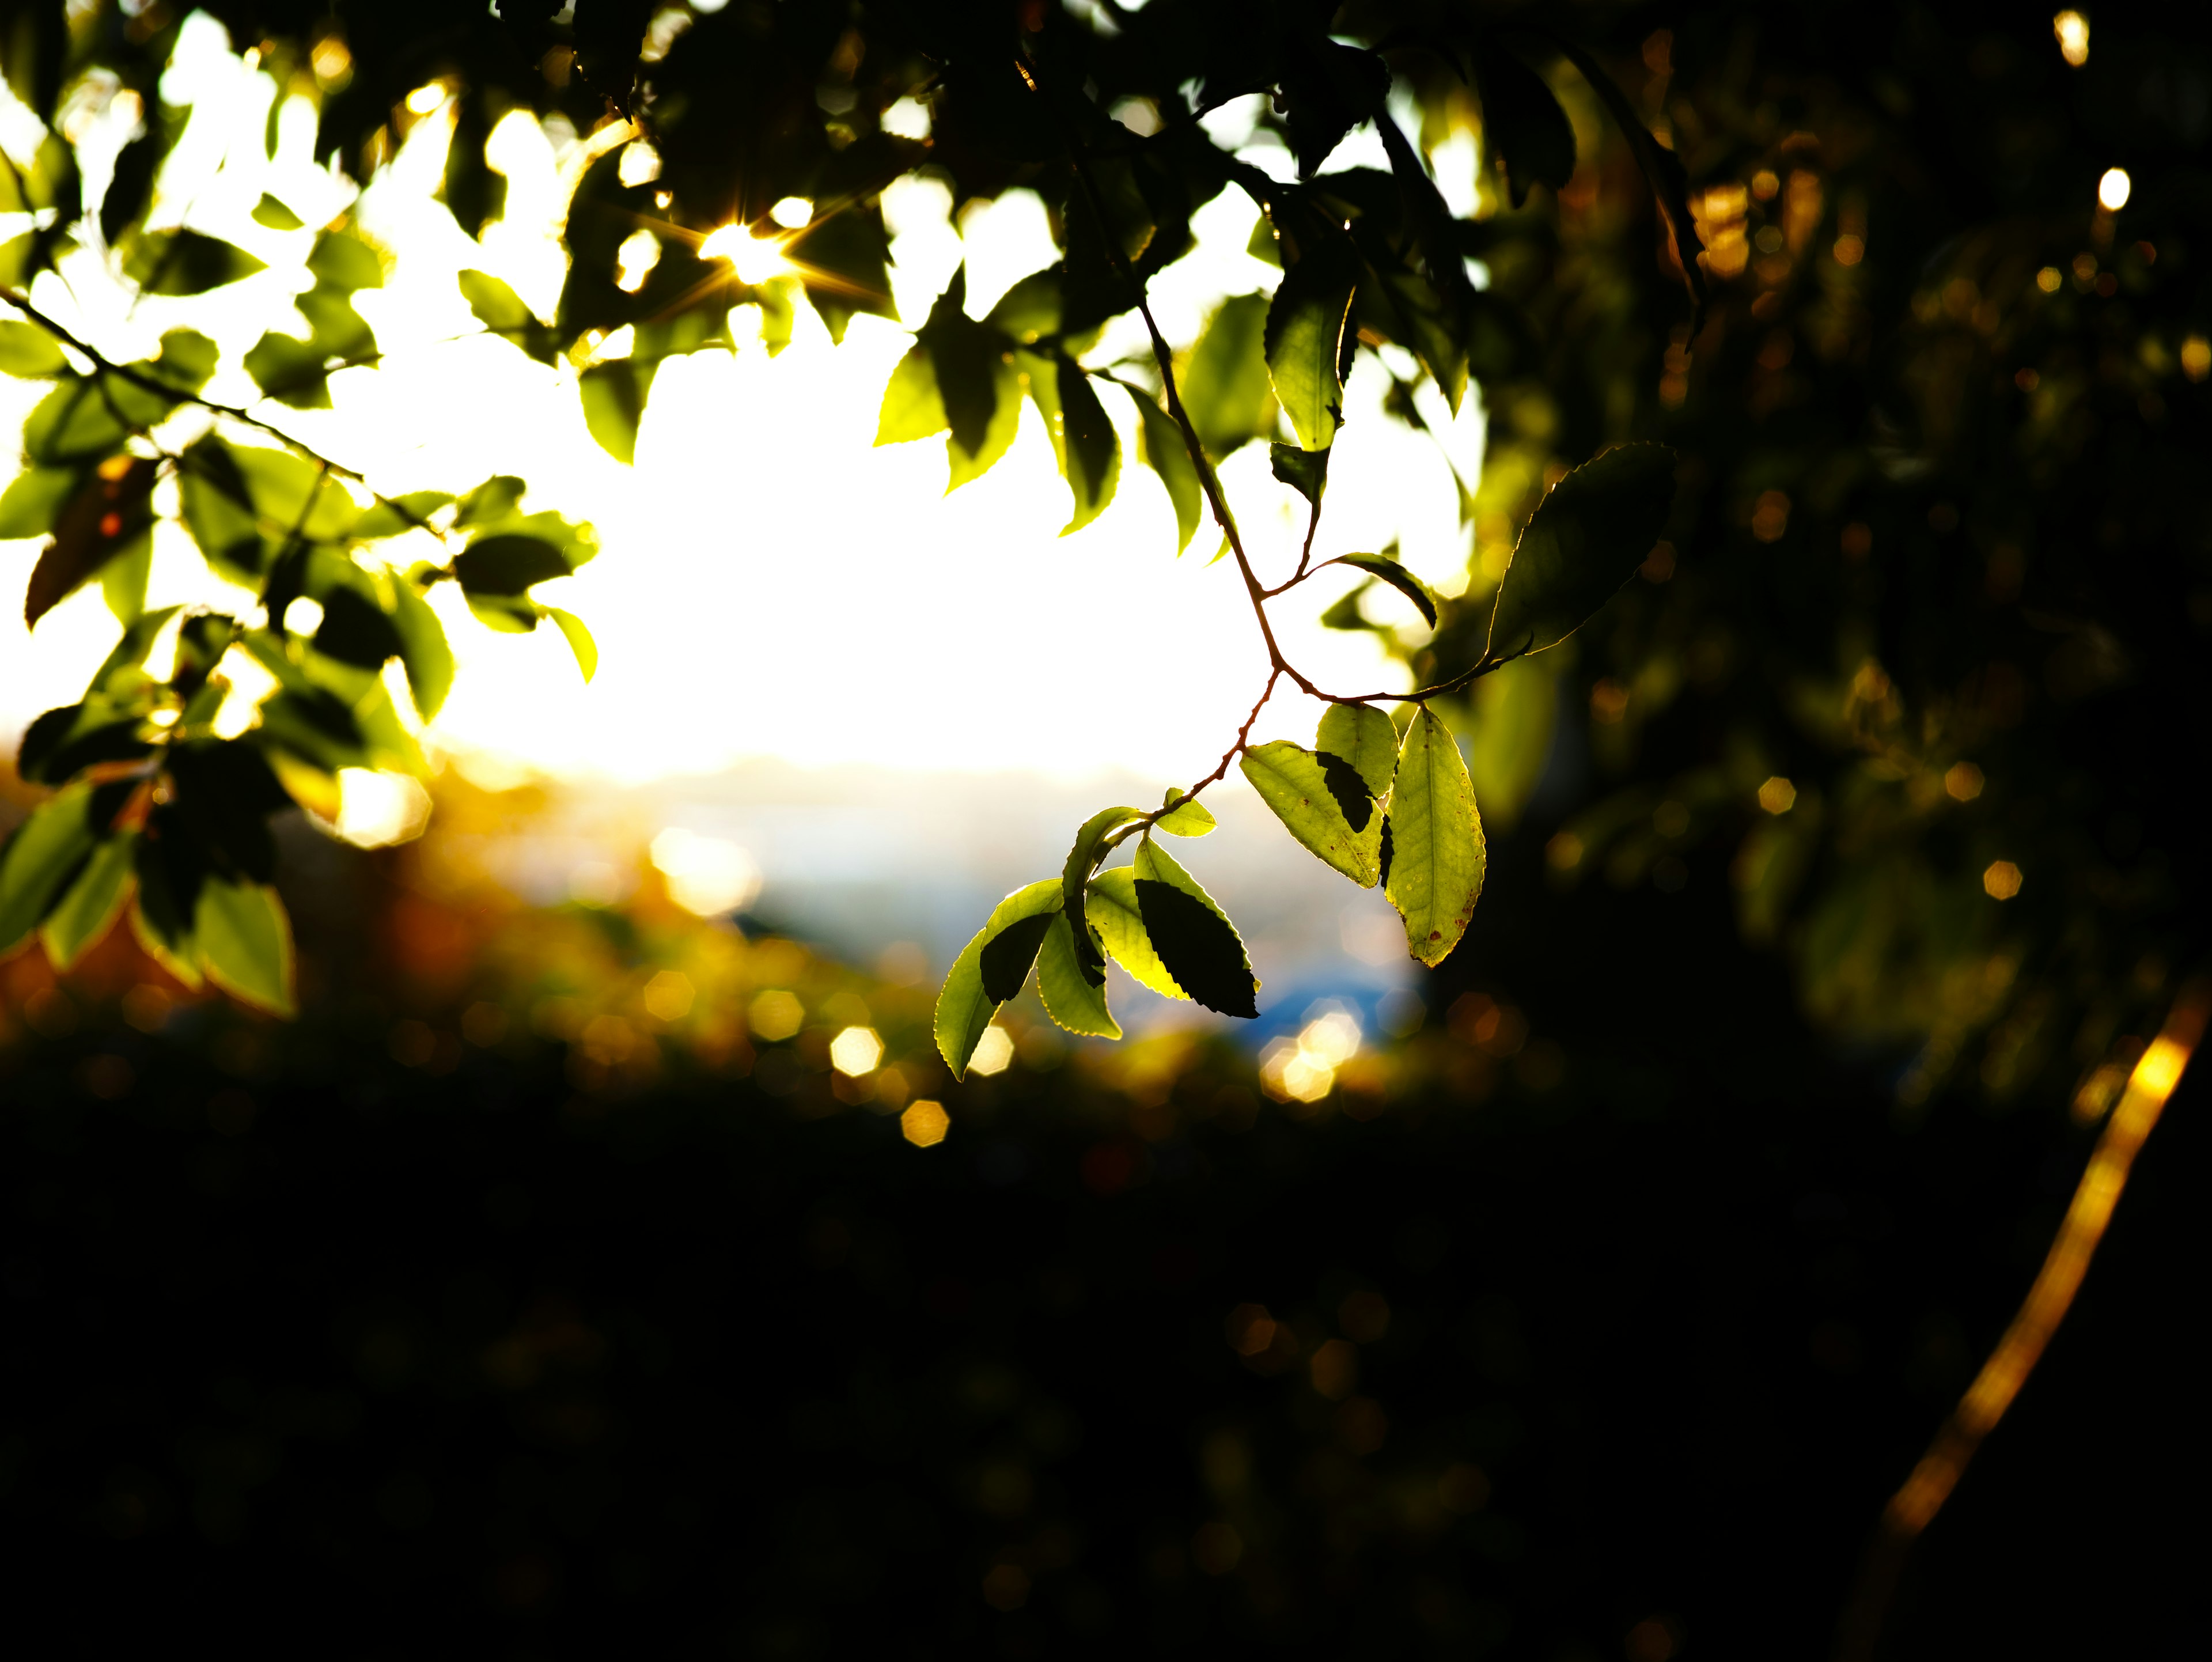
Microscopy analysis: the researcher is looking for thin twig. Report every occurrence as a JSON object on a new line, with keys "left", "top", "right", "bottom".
{"left": 1832, "top": 979, "right": 2212, "bottom": 1662}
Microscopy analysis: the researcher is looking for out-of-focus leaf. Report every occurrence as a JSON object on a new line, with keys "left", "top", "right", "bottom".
{"left": 22, "top": 379, "right": 128, "bottom": 464}
{"left": 945, "top": 355, "right": 1021, "bottom": 491}
{"left": 439, "top": 90, "right": 508, "bottom": 240}
{"left": 130, "top": 812, "right": 205, "bottom": 989}
{"left": 1128, "top": 385, "right": 1201, "bottom": 552}
{"left": 1266, "top": 245, "right": 1357, "bottom": 450}
{"left": 251, "top": 193, "right": 305, "bottom": 230}
{"left": 166, "top": 739, "right": 288, "bottom": 884}
{"left": 1277, "top": 38, "right": 1389, "bottom": 178}
{"left": 0, "top": 782, "right": 99, "bottom": 955}
{"left": 40, "top": 830, "right": 137, "bottom": 970}
{"left": 0, "top": 465, "right": 79, "bottom": 538}
{"left": 1037, "top": 911, "right": 1121, "bottom": 1038}
{"left": 936, "top": 877, "right": 1062, "bottom": 1077}
{"left": 1086, "top": 865, "right": 1185, "bottom": 999}
{"left": 453, "top": 535, "right": 573, "bottom": 596}
{"left": 195, "top": 876, "right": 296, "bottom": 1016}
{"left": 1317, "top": 702, "right": 1400, "bottom": 798}
{"left": 1155, "top": 788, "right": 1217, "bottom": 837}
{"left": 0, "top": 321, "right": 68, "bottom": 377}
{"left": 388, "top": 576, "right": 454, "bottom": 719}
{"left": 122, "top": 229, "right": 266, "bottom": 296}
{"left": 354, "top": 491, "right": 452, "bottom": 541}
{"left": 1551, "top": 39, "right": 1710, "bottom": 328}
{"left": 1241, "top": 738, "right": 1382, "bottom": 887}
{"left": 454, "top": 476, "right": 525, "bottom": 527}
{"left": 542, "top": 605, "right": 597, "bottom": 682}
{"left": 99, "top": 535, "right": 153, "bottom": 623}
{"left": 312, "top": 584, "right": 403, "bottom": 668}
{"left": 1180, "top": 292, "right": 1276, "bottom": 457}
{"left": 101, "top": 128, "right": 163, "bottom": 247}
{"left": 243, "top": 331, "right": 332, "bottom": 408}
{"left": 1487, "top": 442, "right": 1676, "bottom": 660}
{"left": 1465, "top": 654, "right": 1559, "bottom": 833}
{"left": 579, "top": 357, "right": 659, "bottom": 464}
{"left": 1132, "top": 838, "right": 1257, "bottom": 1018}
{"left": 459, "top": 268, "right": 557, "bottom": 364}
{"left": 876, "top": 344, "right": 947, "bottom": 445}
{"left": 1333, "top": 552, "right": 1437, "bottom": 628}
{"left": 1385, "top": 706, "right": 1484, "bottom": 966}
{"left": 305, "top": 226, "right": 385, "bottom": 293}
{"left": 1471, "top": 38, "right": 1577, "bottom": 207}
{"left": 25, "top": 456, "right": 158, "bottom": 627}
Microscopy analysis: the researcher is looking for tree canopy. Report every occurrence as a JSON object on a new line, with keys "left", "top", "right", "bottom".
{"left": 3, "top": 1, "right": 2206, "bottom": 1118}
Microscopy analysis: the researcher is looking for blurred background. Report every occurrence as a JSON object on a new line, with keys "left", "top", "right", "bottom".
{"left": 6, "top": 3, "right": 2211, "bottom": 1657}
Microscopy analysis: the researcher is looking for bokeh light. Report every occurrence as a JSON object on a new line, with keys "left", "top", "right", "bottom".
{"left": 2098, "top": 168, "right": 2131, "bottom": 212}
{"left": 2053, "top": 11, "right": 2090, "bottom": 67}
{"left": 900, "top": 1099, "right": 949, "bottom": 1146}
{"left": 829, "top": 1025, "right": 882, "bottom": 1076}
{"left": 335, "top": 770, "right": 434, "bottom": 848}
{"left": 650, "top": 828, "right": 761, "bottom": 917}
{"left": 1983, "top": 861, "right": 2024, "bottom": 901}
{"left": 967, "top": 1026, "right": 1015, "bottom": 1077}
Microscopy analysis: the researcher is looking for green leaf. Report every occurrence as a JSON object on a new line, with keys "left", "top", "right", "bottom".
{"left": 1029, "top": 357, "right": 1120, "bottom": 534}
{"left": 579, "top": 357, "right": 659, "bottom": 463}
{"left": 0, "top": 782, "right": 99, "bottom": 954}
{"left": 39, "top": 830, "right": 136, "bottom": 971}
{"left": 1385, "top": 706, "right": 1485, "bottom": 966}
{"left": 454, "top": 475, "right": 526, "bottom": 527}
{"left": 1465, "top": 654, "right": 1560, "bottom": 834}
{"left": 1269, "top": 441, "right": 1330, "bottom": 508}
{"left": 1319, "top": 583, "right": 1373, "bottom": 631}
{"left": 944, "top": 357, "right": 1020, "bottom": 491}
{"left": 1180, "top": 292, "right": 1276, "bottom": 457}
{"left": 0, "top": 466, "right": 80, "bottom": 539}
{"left": 1085, "top": 865, "right": 1185, "bottom": 999}
{"left": 1127, "top": 386, "right": 1200, "bottom": 552}
{"left": 195, "top": 876, "right": 296, "bottom": 1016}
{"left": 1487, "top": 442, "right": 1676, "bottom": 661}
{"left": 354, "top": 491, "right": 453, "bottom": 541}
{"left": 312, "top": 584, "right": 403, "bottom": 669}
{"left": 1155, "top": 788, "right": 1217, "bottom": 837}
{"left": 1132, "top": 838, "right": 1257, "bottom": 1018}
{"left": 1471, "top": 38, "right": 1578, "bottom": 207}
{"left": 22, "top": 379, "right": 128, "bottom": 464}
{"left": 1037, "top": 911, "right": 1122, "bottom": 1038}
{"left": 1317, "top": 703, "right": 1399, "bottom": 798}
{"left": 459, "top": 268, "right": 557, "bottom": 364}
{"left": 1333, "top": 553, "right": 1437, "bottom": 628}
{"left": 1265, "top": 247, "right": 1357, "bottom": 450}
{"left": 1240, "top": 739, "right": 1382, "bottom": 887}
{"left": 542, "top": 605, "right": 598, "bottom": 682}
{"left": 99, "top": 533, "right": 153, "bottom": 624}
{"left": 130, "top": 819, "right": 205, "bottom": 989}
{"left": 935, "top": 877, "right": 1062, "bottom": 1077}
{"left": 243, "top": 331, "right": 334, "bottom": 408}
{"left": 306, "top": 226, "right": 386, "bottom": 293}
{"left": 1060, "top": 805, "right": 1148, "bottom": 933}
{"left": 122, "top": 229, "right": 266, "bottom": 296}
{"left": 24, "top": 456, "right": 159, "bottom": 628}
{"left": 388, "top": 576, "right": 454, "bottom": 718}
{"left": 454, "top": 534, "right": 573, "bottom": 596}
{"left": 151, "top": 329, "right": 218, "bottom": 394}
{"left": 0, "top": 320, "right": 69, "bottom": 377}
{"left": 251, "top": 193, "right": 305, "bottom": 230}
{"left": 875, "top": 344, "right": 946, "bottom": 445}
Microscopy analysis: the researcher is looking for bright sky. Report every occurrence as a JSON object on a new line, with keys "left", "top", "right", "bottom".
{"left": 1, "top": 17, "right": 1485, "bottom": 791}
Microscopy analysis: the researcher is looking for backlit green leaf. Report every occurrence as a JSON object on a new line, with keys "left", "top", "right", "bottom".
{"left": 1487, "top": 442, "right": 1676, "bottom": 661}
{"left": 542, "top": 605, "right": 598, "bottom": 682}
{"left": 388, "top": 575, "right": 454, "bottom": 718}
{"left": 1085, "top": 865, "right": 1185, "bottom": 998}
{"left": 1265, "top": 247, "right": 1357, "bottom": 451}
{"left": 195, "top": 876, "right": 296, "bottom": 1016}
{"left": 1385, "top": 707, "right": 1485, "bottom": 966}
{"left": 1180, "top": 292, "right": 1276, "bottom": 457}
{"left": 39, "top": 830, "right": 135, "bottom": 971}
{"left": 875, "top": 344, "right": 946, "bottom": 445}
{"left": 1132, "top": 838, "right": 1257, "bottom": 1017}
{"left": 122, "top": 229, "right": 266, "bottom": 296}
{"left": 0, "top": 466, "right": 79, "bottom": 539}
{"left": 1240, "top": 739, "right": 1381, "bottom": 887}
{"left": 1317, "top": 703, "right": 1399, "bottom": 798}
{"left": 1465, "top": 655, "right": 1560, "bottom": 833}
{"left": 579, "top": 357, "right": 659, "bottom": 463}
{"left": 1269, "top": 441, "right": 1330, "bottom": 508}
{"left": 1029, "top": 357, "right": 1120, "bottom": 533}
{"left": 251, "top": 193, "right": 305, "bottom": 230}
{"left": 1127, "top": 385, "right": 1200, "bottom": 552}
{"left": 945, "top": 355, "right": 1021, "bottom": 491}
{"left": 459, "top": 268, "right": 558, "bottom": 365}
{"left": 1037, "top": 911, "right": 1121, "bottom": 1038}
{"left": 936, "top": 877, "right": 1062, "bottom": 1078}
{"left": 1155, "top": 788, "right": 1217, "bottom": 837}
{"left": 454, "top": 535, "right": 572, "bottom": 596}
{"left": 0, "top": 320, "right": 68, "bottom": 377}
{"left": 0, "top": 782, "right": 99, "bottom": 954}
